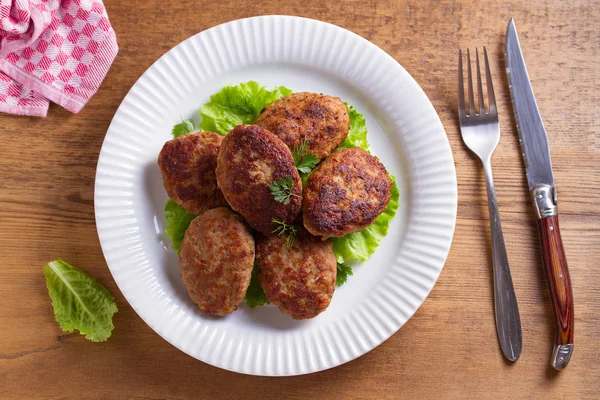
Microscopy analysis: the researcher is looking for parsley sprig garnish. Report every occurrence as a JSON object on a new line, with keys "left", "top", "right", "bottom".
{"left": 272, "top": 219, "right": 298, "bottom": 248}
{"left": 292, "top": 140, "right": 309, "bottom": 164}
{"left": 336, "top": 263, "right": 354, "bottom": 286}
{"left": 269, "top": 176, "right": 300, "bottom": 205}
{"left": 292, "top": 140, "right": 318, "bottom": 174}
{"left": 296, "top": 153, "right": 318, "bottom": 174}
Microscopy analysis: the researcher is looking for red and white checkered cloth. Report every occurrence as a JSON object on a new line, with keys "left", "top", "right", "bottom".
{"left": 0, "top": 0, "right": 117, "bottom": 116}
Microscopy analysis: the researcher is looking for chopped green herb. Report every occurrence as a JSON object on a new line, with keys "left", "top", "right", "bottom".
{"left": 284, "top": 233, "right": 296, "bottom": 248}
{"left": 292, "top": 140, "right": 319, "bottom": 175}
{"left": 272, "top": 219, "right": 298, "bottom": 248}
{"left": 292, "top": 140, "right": 310, "bottom": 165}
{"left": 295, "top": 153, "right": 318, "bottom": 174}
{"left": 268, "top": 176, "right": 299, "bottom": 205}
{"left": 336, "top": 263, "right": 354, "bottom": 287}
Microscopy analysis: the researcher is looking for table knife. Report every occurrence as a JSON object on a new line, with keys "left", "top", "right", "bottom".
{"left": 505, "top": 18, "right": 574, "bottom": 370}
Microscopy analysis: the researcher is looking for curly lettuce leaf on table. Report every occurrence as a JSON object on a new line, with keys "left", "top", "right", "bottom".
{"left": 44, "top": 259, "right": 118, "bottom": 342}
{"left": 163, "top": 81, "right": 400, "bottom": 307}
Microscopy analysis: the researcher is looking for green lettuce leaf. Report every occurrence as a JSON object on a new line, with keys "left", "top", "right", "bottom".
{"left": 172, "top": 117, "right": 197, "bottom": 138}
{"left": 332, "top": 175, "right": 400, "bottom": 264}
{"left": 200, "top": 81, "right": 292, "bottom": 135}
{"left": 164, "top": 199, "right": 196, "bottom": 253}
{"left": 43, "top": 259, "right": 118, "bottom": 342}
{"left": 245, "top": 264, "right": 270, "bottom": 308}
{"left": 338, "top": 104, "right": 369, "bottom": 151}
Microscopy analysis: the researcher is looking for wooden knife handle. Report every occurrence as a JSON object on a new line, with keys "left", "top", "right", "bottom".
{"left": 537, "top": 215, "right": 574, "bottom": 369}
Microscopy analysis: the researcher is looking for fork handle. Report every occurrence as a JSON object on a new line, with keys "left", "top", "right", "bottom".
{"left": 532, "top": 184, "right": 574, "bottom": 369}
{"left": 483, "top": 161, "right": 522, "bottom": 361}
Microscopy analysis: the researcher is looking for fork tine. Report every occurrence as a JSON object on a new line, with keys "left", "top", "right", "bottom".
{"left": 466, "top": 49, "right": 476, "bottom": 116}
{"left": 484, "top": 46, "right": 497, "bottom": 114}
{"left": 476, "top": 48, "right": 485, "bottom": 115}
{"left": 458, "top": 49, "right": 465, "bottom": 117}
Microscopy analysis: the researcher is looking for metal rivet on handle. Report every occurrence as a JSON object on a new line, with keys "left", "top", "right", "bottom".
{"left": 558, "top": 273, "right": 563, "bottom": 279}
{"left": 563, "top": 323, "right": 567, "bottom": 328}
{"left": 549, "top": 226, "right": 554, "bottom": 231}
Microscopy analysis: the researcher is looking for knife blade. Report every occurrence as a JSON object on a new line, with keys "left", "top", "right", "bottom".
{"left": 505, "top": 18, "right": 574, "bottom": 370}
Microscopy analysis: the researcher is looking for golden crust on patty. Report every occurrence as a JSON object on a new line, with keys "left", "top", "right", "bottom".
{"left": 255, "top": 92, "right": 350, "bottom": 161}
{"left": 158, "top": 132, "right": 227, "bottom": 215}
{"left": 256, "top": 228, "right": 336, "bottom": 320}
{"left": 216, "top": 125, "right": 302, "bottom": 235}
{"left": 179, "top": 207, "right": 255, "bottom": 316}
{"left": 303, "top": 147, "right": 391, "bottom": 238}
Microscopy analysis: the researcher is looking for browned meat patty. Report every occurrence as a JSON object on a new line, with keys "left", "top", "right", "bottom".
{"left": 179, "top": 207, "right": 255, "bottom": 316}
{"left": 255, "top": 92, "right": 350, "bottom": 161}
{"left": 216, "top": 125, "right": 302, "bottom": 235}
{"left": 303, "top": 147, "right": 391, "bottom": 238}
{"left": 158, "top": 132, "right": 227, "bottom": 215}
{"left": 256, "top": 228, "right": 336, "bottom": 320}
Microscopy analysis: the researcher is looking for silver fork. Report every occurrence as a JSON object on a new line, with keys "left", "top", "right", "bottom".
{"left": 458, "top": 47, "right": 522, "bottom": 362}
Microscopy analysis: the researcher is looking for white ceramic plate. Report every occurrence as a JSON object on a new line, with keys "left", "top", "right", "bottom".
{"left": 95, "top": 16, "right": 457, "bottom": 376}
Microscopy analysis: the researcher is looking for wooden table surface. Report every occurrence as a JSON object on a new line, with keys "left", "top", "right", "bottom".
{"left": 1, "top": 0, "right": 599, "bottom": 398}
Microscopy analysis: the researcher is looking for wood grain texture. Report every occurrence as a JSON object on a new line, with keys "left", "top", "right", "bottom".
{"left": 537, "top": 216, "right": 574, "bottom": 346}
{"left": 1, "top": 0, "right": 599, "bottom": 398}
